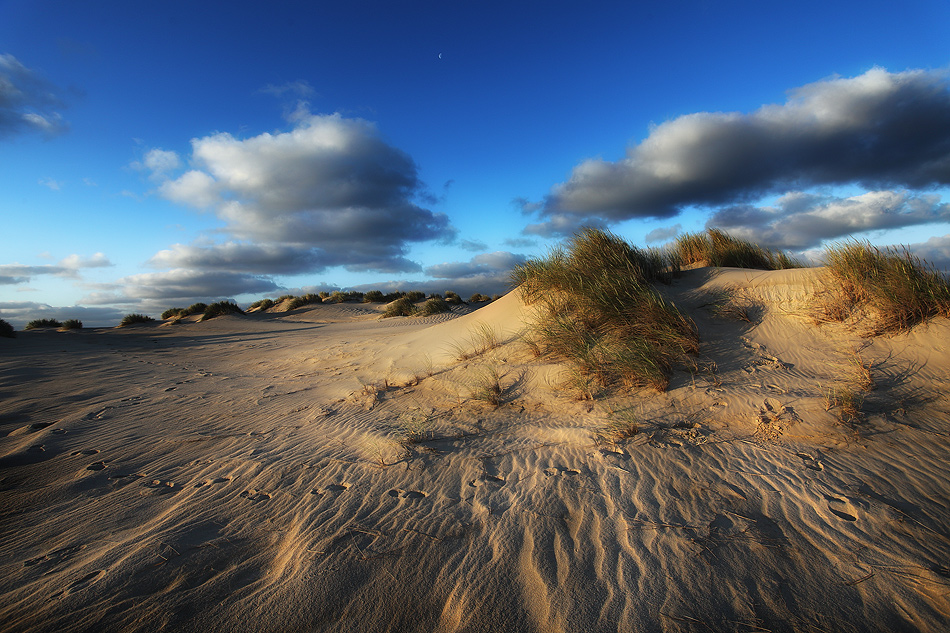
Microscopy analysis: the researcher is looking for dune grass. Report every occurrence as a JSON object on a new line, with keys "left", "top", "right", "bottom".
{"left": 26, "top": 318, "right": 63, "bottom": 330}
{"left": 511, "top": 228, "right": 698, "bottom": 393}
{"left": 25, "top": 318, "right": 62, "bottom": 330}
{"left": 119, "top": 313, "right": 155, "bottom": 327}
{"left": 60, "top": 319, "right": 83, "bottom": 330}
{"left": 200, "top": 301, "right": 244, "bottom": 321}
{"left": 247, "top": 298, "right": 275, "bottom": 312}
{"left": 383, "top": 296, "right": 417, "bottom": 318}
{"left": 0, "top": 318, "right": 15, "bottom": 338}
{"left": 285, "top": 294, "right": 323, "bottom": 310}
{"left": 418, "top": 296, "right": 451, "bottom": 316}
{"left": 674, "top": 228, "right": 803, "bottom": 270}
{"left": 814, "top": 241, "right": 950, "bottom": 335}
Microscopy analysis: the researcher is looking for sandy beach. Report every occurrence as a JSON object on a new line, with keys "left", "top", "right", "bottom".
{"left": 2, "top": 267, "right": 950, "bottom": 632}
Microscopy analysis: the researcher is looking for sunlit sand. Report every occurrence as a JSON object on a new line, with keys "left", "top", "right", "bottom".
{"left": 2, "top": 268, "right": 950, "bottom": 632}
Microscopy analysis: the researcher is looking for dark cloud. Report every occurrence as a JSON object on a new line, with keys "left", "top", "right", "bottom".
{"left": 119, "top": 269, "right": 279, "bottom": 302}
{"left": 513, "top": 197, "right": 542, "bottom": 215}
{"left": 502, "top": 237, "right": 537, "bottom": 249}
{"left": 459, "top": 239, "right": 489, "bottom": 252}
{"left": 533, "top": 68, "right": 950, "bottom": 236}
{"left": 645, "top": 224, "right": 682, "bottom": 244}
{"left": 707, "top": 190, "right": 950, "bottom": 250}
{"left": 424, "top": 251, "right": 527, "bottom": 280}
{"left": 906, "top": 234, "right": 950, "bottom": 271}
{"left": 156, "top": 113, "right": 455, "bottom": 274}
{"left": 147, "top": 242, "right": 330, "bottom": 275}
{"left": 343, "top": 251, "right": 526, "bottom": 298}
{"left": 0, "top": 54, "right": 68, "bottom": 138}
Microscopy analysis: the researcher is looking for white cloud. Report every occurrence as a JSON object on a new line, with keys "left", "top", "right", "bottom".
{"left": 133, "top": 148, "right": 181, "bottom": 178}
{"left": 155, "top": 112, "right": 455, "bottom": 274}
{"left": 0, "top": 253, "right": 113, "bottom": 285}
{"left": 38, "top": 177, "right": 62, "bottom": 191}
{"left": 707, "top": 190, "right": 950, "bottom": 250}
{"left": 532, "top": 67, "right": 950, "bottom": 236}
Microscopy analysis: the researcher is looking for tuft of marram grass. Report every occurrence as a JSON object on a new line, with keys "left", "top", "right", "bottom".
{"left": 382, "top": 296, "right": 417, "bottom": 318}
{"left": 25, "top": 318, "right": 62, "bottom": 330}
{"left": 60, "top": 319, "right": 83, "bottom": 330}
{"left": 119, "top": 313, "right": 155, "bottom": 327}
{"left": 248, "top": 298, "right": 274, "bottom": 312}
{"left": 418, "top": 296, "right": 451, "bottom": 316}
{"left": 675, "top": 228, "right": 803, "bottom": 270}
{"left": 286, "top": 294, "right": 322, "bottom": 310}
{"left": 200, "top": 301, "right": 244, "bottom": 321}
{"left": 511, "top": 227, "right": 698, "bottom": 393}
{"left": 0, "top": 318, "right": 15, "bottom": 338}
{"left": 814, "top": 241, "right": 950, "bottom": 335}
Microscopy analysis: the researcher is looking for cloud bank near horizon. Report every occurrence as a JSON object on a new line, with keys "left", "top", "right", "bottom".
{"left": 526, "top": 67, "right": 950, "bottom": 238}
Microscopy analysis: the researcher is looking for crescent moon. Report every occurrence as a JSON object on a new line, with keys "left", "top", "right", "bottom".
{"left": 438, "top": 53, "right": 442, "bottom": 59}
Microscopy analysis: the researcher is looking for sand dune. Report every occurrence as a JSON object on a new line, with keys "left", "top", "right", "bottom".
{"left": 2, "top": 270, "right": 950, "bottom": 632}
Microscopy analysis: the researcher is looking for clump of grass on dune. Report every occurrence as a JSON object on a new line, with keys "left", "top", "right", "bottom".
{"left": 814, "top": 241, "right": 950, "bottom": 335}
{"left": 383, "top": 296, "right": 417, "bottom": 318}
{"left": 418, "top": 296, "right": 451, "bottom": 316}
{"left": 60, "top": 319, "right": 83, "bottom": 330}
{"left": 200, "top": 301, "right": 244, "bottom": 321}
{"left": 511, "top": 227, "right": 699, "bottom": 394}
{"left": 285, "top": 293, "right": 322, "bottom": 310}
{"left": 675, "top": 228, "right": 803, "bottom": 270}
{"left": 1, "top": 318, "right": 15, "bottom": 338}
{"left": 25, "top": 318, "right": 62, "bottom": 330}
{"left": 119, "top": 313, "right": 155, "bottom": 327}
{"left": 247, "top": 298, "right": 274, "bottom": 312}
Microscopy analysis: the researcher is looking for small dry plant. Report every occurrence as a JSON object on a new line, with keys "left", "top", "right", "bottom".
{"left": 469, "top": 365, "right": 505, "bottom": 406}
{"left": 822, "top": 385, "right": 864, "bottom": 426}
{"left": 396, "top": 408, "right": 435, "bottom": 444}
{"left": 594, "top": 407, "right": 641, "bottom": 444}
{"left": 708, "top": 288, "right": 762, "bottom": 324}
{"left": 451, "top": 323, "right": 501, "bottom": 361}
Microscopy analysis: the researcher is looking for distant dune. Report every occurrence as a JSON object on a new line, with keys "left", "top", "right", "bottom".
{"left": 2, "top": 255, "right": 950, "bottom": 632}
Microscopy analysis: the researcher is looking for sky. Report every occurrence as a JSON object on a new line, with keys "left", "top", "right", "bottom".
{"left": 2, "top": 0, "right": 950, "bottom": 328}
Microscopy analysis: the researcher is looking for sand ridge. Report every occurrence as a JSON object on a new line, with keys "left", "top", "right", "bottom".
{"left": 2, "top": 270, "right": 950, "bottom": 632}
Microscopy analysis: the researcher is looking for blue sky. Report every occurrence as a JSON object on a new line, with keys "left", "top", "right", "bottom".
{"left": 2, "top": 0, "right": 949, "bottom": 327}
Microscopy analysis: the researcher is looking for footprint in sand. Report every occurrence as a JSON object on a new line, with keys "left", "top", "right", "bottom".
{"left": 544, "top": 467, "right": 581, "bottom": 477}
{"left": 470, "top": 474, "right": 506, "bottom": 487}
{"left": 311, "top": 483, "right": 350, "bottom": 496}
{"left": 72, "top": 449, "right": 100, "bottom": 456}
{"left": 66, "top": 570, "right": 103, "bottom": 593}
{"left": 240, "top": 489, "right": 271, "bottom": 501}
{"left": 52, "top": 428, "right": 67, "bottom": 435}
{"left": 387, "top": 488, "right": 427, "bottom": 500}
{"left": 107, "top": 473, "right": 145, "bottom": 487}
{"left": 27, "top": 445, "right": 45, "bottom": 453}
{"left": 824, "top": 494, "right": 858, "bottom": 522}
{"left": 195, "top": 475, "right": 233, "bottom": 488}
{"left": 141, "top": 479, "right": 177, "bottom": 495}
{"left": 87, "top": 461, "right": 107, "bottom": 471}
{"left": 796, "top": 452, "right": 824, "bottom": 471}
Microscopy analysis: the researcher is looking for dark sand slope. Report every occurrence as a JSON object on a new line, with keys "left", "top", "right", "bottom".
{"left": 2, "top": 271, "right": 950, "bottom": 632}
